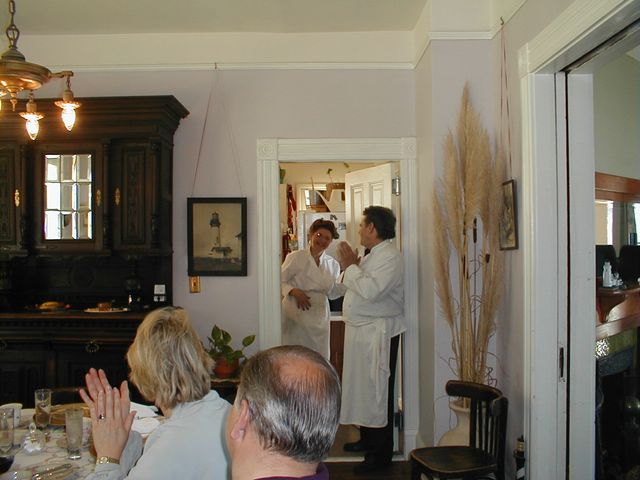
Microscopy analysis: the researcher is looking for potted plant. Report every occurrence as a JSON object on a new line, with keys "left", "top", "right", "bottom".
{"left": 206, "top": 325, "right": 256, "bottom": 378}
{"left": 432, "top": 84, "right": 504, "bottom": 444}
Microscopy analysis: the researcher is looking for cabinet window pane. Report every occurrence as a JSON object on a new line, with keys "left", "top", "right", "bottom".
{"left": 44, "top": 154, "right": 93, "bottom": 240}
{"left": 46, "top": 156, "right": 60, "bottom": 182}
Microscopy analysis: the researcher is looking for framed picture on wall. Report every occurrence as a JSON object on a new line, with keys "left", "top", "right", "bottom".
{"left": 187, "top": 197, "right": 247, "bottom": 276}
{"left": 499, "top": 179, "right": 518, "bottom": 250}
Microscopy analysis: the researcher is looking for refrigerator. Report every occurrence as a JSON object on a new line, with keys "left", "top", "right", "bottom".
{"left": 296, "top": 211, "right": 346, "bottom": 262}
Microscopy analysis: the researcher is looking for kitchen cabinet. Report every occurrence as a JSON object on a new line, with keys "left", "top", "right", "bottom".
{"left": 0, "top": 311, "right": 144, "bottom": 407}
{"left": 0, "top": 96, "right": 188, "bottom": 309}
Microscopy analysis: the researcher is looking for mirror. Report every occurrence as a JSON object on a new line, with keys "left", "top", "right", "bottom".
{"left": 593, "top": 45, "right": 640, "bottom": 254}
{"left": 44, "top": 153, "right": 93, "bottom": 240}
{"left": 595, "top": 172, "right": 640, "bottom": 257}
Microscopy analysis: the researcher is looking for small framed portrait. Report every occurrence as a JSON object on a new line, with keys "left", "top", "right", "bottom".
{"left": 187, "top": 197, "right": 247, "bottom": 276}
{"left": 499, "top": 179, "right": 518, "bottom": 250}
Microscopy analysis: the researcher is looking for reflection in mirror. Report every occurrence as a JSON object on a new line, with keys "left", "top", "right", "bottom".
{"left": 44, "top": 154, "right": 93, "bottom": 240}
{"left": 595, "top": 199, "right": 639, "bottom": 251}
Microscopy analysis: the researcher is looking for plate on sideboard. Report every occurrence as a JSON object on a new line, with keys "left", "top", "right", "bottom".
{"left": 83, "top": 308, "right": 129, "bottom": 313}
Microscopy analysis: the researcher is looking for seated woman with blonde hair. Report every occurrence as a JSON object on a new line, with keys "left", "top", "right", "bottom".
{"left": 80, "top": 307, "right": 230, "bottom": 479}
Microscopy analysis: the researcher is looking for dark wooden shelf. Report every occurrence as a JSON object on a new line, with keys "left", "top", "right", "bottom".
{"left": 596, "top": 283, "right": 640, "bottom": 340}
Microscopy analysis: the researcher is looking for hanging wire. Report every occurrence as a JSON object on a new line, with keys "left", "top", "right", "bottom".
{"left": 500, "top": 17, "right": 513, "bottom": 177}
{"left": 191, "top": 64, "right": 218, "bottom": 196}
{"left": 217, "top": 70, "right": 245, "bottom": 197}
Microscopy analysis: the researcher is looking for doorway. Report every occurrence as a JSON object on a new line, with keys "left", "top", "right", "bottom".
{"left": 257, "top": 137, "right": 419, "bottom": 454}
{"left": 521, "top": 2, "right": 640, "bottom": 478}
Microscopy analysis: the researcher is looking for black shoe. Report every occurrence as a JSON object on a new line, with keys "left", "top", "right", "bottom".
{"left": 343, "top": 440, "right": 366, "bottom": 453}
{"left": 353, "top": 459, "right": 391, "bottom": 475}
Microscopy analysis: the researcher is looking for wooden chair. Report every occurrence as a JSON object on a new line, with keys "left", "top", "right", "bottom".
{"left": 410, "top": 380, "right": 508, "bottom": 480}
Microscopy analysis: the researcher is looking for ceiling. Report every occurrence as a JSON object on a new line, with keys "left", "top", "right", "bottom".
{"left": 0, "top": 0, "right": 428, "bottom": 35}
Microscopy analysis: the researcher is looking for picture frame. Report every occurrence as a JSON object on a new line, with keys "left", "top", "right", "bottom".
{"left": 187, "top": 197, "right": 247, "bottom": 276}
{"left": 499, "top": 179, "right": 519, "bottom": 250}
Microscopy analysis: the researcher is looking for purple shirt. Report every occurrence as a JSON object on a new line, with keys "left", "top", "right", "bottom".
{"left": 256, "top": 463, "right": 329, "bottom": 480}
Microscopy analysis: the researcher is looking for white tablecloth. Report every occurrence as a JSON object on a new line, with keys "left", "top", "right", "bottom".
{"left": 1, "top": 409, "right": 94, "bottom": 480}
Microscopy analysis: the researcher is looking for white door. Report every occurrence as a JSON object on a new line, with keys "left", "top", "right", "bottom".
{"left": 344, "top": 162, "right": 400, "bottom": 249}
{"left": 344, "top": 161, "right": 403, "bottom": 454}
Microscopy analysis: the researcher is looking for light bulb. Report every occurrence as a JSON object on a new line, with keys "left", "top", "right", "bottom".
{"left": 24, "top": 116, "right": 40, "bottom": 140}
{"left": 19, "top": 93, "right": 44, "bottom": 141}
{"left": 60, "top": 105, "right": 77, "bottom": 131}
{"left": 55, "top": 77, "right": 81, "bottom": 132}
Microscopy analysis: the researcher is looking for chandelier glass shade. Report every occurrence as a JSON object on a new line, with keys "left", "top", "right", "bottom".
{"left": 0, "top": 0, "right": 80, "bottom": 139}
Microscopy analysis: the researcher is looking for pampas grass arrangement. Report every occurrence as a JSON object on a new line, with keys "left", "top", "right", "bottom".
{"left": 433, "top": 84, "right": 504, "bottom": 385}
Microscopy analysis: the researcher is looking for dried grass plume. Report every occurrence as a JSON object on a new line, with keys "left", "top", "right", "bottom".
{"left": 433, "top": 84, "right": 504, "bottom": 385}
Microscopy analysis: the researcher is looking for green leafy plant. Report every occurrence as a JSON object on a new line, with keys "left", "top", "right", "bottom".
{"left": 206, "top": 325, "right": 256, "bottom": 364}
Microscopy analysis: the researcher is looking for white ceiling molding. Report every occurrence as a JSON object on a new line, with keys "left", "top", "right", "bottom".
{"left": 414, "top": 0, "right": 513, "bottom": 66}
{"left": 518, "top": 0, "right": 637, "bottom": 77}
{"left": 429, "top": 31, "right": 494, "bottom": 40}
{"left": 19, "top": 31, "right": 416, "bottom": 71}
{"left": 9, "top": 1, "right": 519, "bottom": 70}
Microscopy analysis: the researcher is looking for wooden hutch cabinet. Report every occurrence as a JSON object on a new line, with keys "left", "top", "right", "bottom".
{"left": 0, "top": 96, "right": 188, "bottom": 406}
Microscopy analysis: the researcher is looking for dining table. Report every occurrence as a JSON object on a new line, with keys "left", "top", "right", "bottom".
{"left": 1, "top": 403, "right": 161, "bottom": 480}
{"left": 0, "top": 408, "right": 95, "bottom": 479}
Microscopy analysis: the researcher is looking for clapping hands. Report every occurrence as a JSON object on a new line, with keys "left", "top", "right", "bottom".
{"left": 79, "top": 368, "right": 136, "bottom": 461}
{"left": 337, "top": 241, "right": 360, "bottom": 270}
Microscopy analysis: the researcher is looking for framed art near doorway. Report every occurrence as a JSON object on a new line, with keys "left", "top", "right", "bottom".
{"left": 187, "top": 197, "right": 247, "bottom": 276}
{"left": 499, "top": 179, "right": 518, "bottom": 250}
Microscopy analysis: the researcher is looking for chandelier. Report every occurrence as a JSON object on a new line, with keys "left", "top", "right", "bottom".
{"left": 0, "top": 0, "right": 80, "bottom": 140}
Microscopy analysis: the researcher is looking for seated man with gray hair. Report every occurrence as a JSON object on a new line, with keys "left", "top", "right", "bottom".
{"left": 225, "top": 345, "right": 341, "bottom": 480}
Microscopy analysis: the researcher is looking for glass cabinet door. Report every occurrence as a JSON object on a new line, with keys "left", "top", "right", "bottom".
{"left": 44, "top": 153, "right": 93, "bottom": 240}
{"left": 33, "top": 143, "right": 104, "bottom": 253}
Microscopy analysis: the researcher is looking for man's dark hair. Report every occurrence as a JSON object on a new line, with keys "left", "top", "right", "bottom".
{"left": 363, "top": 206, "right": 396, "bottom": 240}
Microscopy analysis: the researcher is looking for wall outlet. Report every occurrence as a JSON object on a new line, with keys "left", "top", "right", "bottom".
{"left": 189, "top": 276, "right": 201, "bottom": 293}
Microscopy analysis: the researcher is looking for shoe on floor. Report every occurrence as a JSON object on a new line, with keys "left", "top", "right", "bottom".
{"left": 353, "top": 459, "right": 392, "bottom": 475}
{"left": 343, "top": 440, "right": 366, "bottom": 452}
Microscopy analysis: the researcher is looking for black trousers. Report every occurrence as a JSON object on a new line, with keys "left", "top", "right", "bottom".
{"left": 360, "top": 334, "right": 400, "bottom": 465}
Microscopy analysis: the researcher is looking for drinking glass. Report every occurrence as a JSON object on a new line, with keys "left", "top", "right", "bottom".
{"left": 34, "top": 389, "right": 52, "bottom": 431}
{"left": 0, "top": 408, "right": 14, "bottom": 454}
{"left": 64, "top": 408, "right": 83, "bottom": 460}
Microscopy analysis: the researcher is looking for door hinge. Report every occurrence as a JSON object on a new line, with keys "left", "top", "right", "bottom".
{"left": 394, "top": 410, "right": 404, "bottom": 431}
{"left": 559, "top": 345, "right": 566, "bottom": 382}
{"left": 392, "top": 177, "right": 400, "bottom": 196}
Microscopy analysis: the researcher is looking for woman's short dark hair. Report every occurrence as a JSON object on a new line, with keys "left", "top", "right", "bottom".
{"left": 363, "top": 206, "right": 396, "bottom": 240}
{"left": 309, "top": 219, "right": 338, "bottom": 240}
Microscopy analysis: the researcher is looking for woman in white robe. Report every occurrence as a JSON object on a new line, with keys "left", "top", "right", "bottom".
{"left": 281, "top": 219, "right": 342, "bottom": 359}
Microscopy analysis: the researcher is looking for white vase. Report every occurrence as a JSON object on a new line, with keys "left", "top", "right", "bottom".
{"left": 438, "top": 400, "right": 470, "bottom": 446}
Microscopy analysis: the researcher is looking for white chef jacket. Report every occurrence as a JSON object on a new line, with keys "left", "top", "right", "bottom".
{"left": 281, "top": 247, "right": 341, "bottom": 358}
{"left": 338, "top": 240, "right": 404, "bottom": 427}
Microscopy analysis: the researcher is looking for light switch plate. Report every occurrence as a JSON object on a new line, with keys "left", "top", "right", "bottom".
{"left": 189, "top": 276, "right": 201, "bottom": 293}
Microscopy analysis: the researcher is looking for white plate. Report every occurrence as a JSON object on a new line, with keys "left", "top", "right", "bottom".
{"left": 83, "top": 308, "right": 128, "bottom": 313}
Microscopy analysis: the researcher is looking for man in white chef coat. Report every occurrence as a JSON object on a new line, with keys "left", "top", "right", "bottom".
{"left": 336, "top": 206, "right": 404, "bottom": 474}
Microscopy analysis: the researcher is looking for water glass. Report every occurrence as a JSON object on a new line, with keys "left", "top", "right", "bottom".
{"left": 34, "top": 389, "right": 52, "bottom": 431}
{"left": 0, "top": 408, "right": 14, "bottom": 454}
{"left": 64, "top": 408, "right": 83, "bottom": 460}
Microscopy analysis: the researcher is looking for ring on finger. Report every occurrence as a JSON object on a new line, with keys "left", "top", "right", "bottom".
{"left": 98, "top": 414, "right": 105, "bottom": 421}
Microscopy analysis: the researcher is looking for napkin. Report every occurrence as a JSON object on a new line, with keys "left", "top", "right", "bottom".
{"left": 130, "top": 402, "right": 157, "bottom": 419}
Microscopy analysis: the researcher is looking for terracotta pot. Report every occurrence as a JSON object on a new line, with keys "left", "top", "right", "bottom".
{"left": 214, "top": 357, "right": 239, "bottom": 379}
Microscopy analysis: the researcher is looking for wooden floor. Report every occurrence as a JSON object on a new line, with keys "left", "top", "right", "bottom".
{"left": 326, "top": 461, "right": 411, "bottom": 479}
{"left": 327, "top": 425, "right": 411, "bottom": 478}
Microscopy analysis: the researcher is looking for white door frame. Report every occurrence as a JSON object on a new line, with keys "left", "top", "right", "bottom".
{"left": 257, "top": 137, "right": 419, "bottom": 453}
{"left": 520, "top": 0, "right": 639, "bottom": 478}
